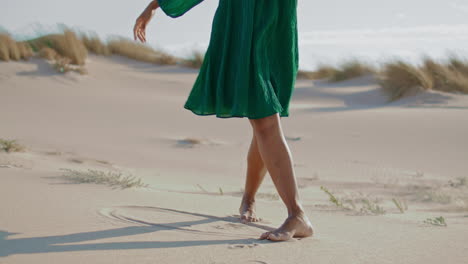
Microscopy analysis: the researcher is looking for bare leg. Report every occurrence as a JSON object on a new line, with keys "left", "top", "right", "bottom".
{"left": 248, "top": 113, "right": 314, "bottom": 241}
{"left": 239, "top": 133, "right": 268, "bottom": 223}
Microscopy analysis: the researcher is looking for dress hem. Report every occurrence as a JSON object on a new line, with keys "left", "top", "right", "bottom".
{"left": 183, "top": 105, "right": 289, "bottom": 119}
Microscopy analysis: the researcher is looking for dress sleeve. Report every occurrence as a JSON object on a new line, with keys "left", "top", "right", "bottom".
{"left": 156, "top": 0, "right": 205, "bottom": 18}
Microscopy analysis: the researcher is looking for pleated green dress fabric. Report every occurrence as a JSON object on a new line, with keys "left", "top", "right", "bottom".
{"left": 157, "top": 0, "right": 299, "bottom": 119}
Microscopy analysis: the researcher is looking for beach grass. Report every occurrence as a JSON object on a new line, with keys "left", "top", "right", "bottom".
{"left": 3, "top": 25, "right": 468, "bottom": 101}
{"left": 107, "top": 36, "right": 178, "bottom": 65}
{"left": 424, "top": 216, "right": 447, "bottom": 227}
{"left": 298, "top": 61, "right": 375, "bottom": 82}
{"left": 378, "top": 55, "right": 468, "bottom": 101}
{"left": 320, "top": 186, "right": 389, "bottom": 215}
{"left": 392, "top": 198, "right": 408, "bottom": 213}
{"left": 377, "top": 60, "right": 433, "bottom": 101}
{"left": 181, "top": 50, "right": 205, "bottom": 68}
{"left": 0, "top": 33, "right": 34, "bottom": 61}
{"left": 59, "top": 168, "right": 148, "bottom": 189}
{"left": 422, "top": 56, "right": 468, "bottom": 94}
{"left": 328, "top": 59, "right": 376, "bottom": 82}
{"left": 26, "top": 29, "right": 88, "bottom": 65}
{"left": 80, "top": 32, "right": 111, "bottom": 56}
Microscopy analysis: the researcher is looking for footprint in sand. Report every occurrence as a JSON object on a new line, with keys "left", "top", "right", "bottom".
{"left": 0, "top": 153, "right": 34, "bottom": 169}
{"left": 228, "top": 243, "right": 262, "bottom": 249}
{"left": 67, "top": 157, "right": 112, "bottom": 166}
{"left": 174, "top": 137, "right": 225, "bottom": 148}
{"left": 213, "top": 222, "right": 246, "bottom": 230}
{"left": 41, "top": 149, "right": 113, "bottom": 167}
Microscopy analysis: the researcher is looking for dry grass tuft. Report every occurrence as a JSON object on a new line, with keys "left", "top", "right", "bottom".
{"left": 80, "top": 33, "right": 111, "bottom": 56}
{"left": 328, "top": 60, "right": 375, "bottom": 82}
{"left": 107, "top": 37, "right": 177, "bottom": 65}
{"left": 38, "top": 46, "right": 86, "bottom": 74}
{"left": 415, "top": 190, "right": 453, "bottom": 204}
{"left": 392, "top": 198, "right": 408, "bottom": 213}
{"left": 59, "top": 168, "right": 148, "bottom": 189}
{"left": 181, "top": 50, "right": 205, "bottom": 68}
{"left": 313, "top": 64, "right": 339, "bottom": 80}
{"left": 422, "top": 56, "right": 468, "bottom": 94}
{"left": 378, "top": 55, "right": 468, "bottom": 101}
{"left": 320, "top": 186, "right": 386, "bottom": 215}
{"left": 53, "top": 57, "right": 88, "bottom": 75}
{"left": 296, "top": 70, "right": 316, "bottom": 80}
{"left": 448, "top": 55, "right": 468, "bottom": 76}
{"left": 17, "top": 42, "right": 34, "bottom": 60}
{"left": 297, "top": 64, "right": 338, "bottom": 80}
{"left": 377, "top": 60, "right": 433, "bottom": 101}
{"left": 297, "top": 61, "right": 374, "bottom": 81}
{"left": 424, "top": 216, "right": 447, "bottom": 227}
{"left": 38, "top": 47, "right": 59, "bottom": 60}
{"left": 0, "top": 139, "right": 25, "bottom": 153}
{"left": 27, "top": 29, "right": 88, "bottom": 65}
{"left": 0, "top": 34, "right": 34, "bottom": 61}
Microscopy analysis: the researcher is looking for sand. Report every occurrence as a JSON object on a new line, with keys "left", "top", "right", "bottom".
{"left": 1, "top": 55, "right": 468, "bottom": 264}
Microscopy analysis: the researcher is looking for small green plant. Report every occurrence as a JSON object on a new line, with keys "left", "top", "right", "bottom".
{"left": 0, "top": 139, "right": 25, "bottom": 153}
{"left": 448, "top": 177, "right": 467, "bottom": 188}
{"left": 320, "top": 186, "right": 387, "bottom": 215}
{"left": 320, "top": 186, "right": 343, "bottom": 207}
{"left": 219, "top": 187, "right": 224, "bottom": 195}
{"left": 50, "top": 56, "right": 87, "bottom": 75}
{"left": 424, "top": 216, "right": 447, "bottom": 227}
{"left": 196, "top": 184, "right": 209, "bottom": 193}
{"left": 60, "top": 168, "right": 148, "bottom": 189}
{"left": 417, "top": 190, "right": 452, "bottom": 204}
{"left": 360, "top": 199, "right": 386, "bottom": 215}
{"left": 392, "top": 198, "right": 408, "bottom": 213}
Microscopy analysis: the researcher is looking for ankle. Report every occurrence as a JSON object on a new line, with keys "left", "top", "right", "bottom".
{"left": 287, "top": 203, "right": 305, "bottom": 218}
{"left": 241, "top": 194, "right": 255, "bottom": 204}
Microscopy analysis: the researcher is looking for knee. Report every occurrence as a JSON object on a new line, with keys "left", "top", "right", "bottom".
{"left": 249, "top": 114, "right": 279, "bottom": 137}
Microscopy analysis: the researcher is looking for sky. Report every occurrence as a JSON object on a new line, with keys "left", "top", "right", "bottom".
{"left": 1, "top": 0, "right": 467, "bottom": 70}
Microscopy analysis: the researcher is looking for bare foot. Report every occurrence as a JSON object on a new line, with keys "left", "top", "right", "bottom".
{"left": 259, "top": 213, "right": 313, "bottom": 241}
{"left": 239, "top": 197, "right": 261, "bottom": 223}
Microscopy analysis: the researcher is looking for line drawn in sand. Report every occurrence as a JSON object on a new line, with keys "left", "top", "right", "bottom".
{"left": 98, "top": 206, "right": 281, "bottom": 247}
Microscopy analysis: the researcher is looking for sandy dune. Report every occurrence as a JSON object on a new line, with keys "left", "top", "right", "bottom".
{"left": 1, "top": 55, "right": 468, "bottom": 263}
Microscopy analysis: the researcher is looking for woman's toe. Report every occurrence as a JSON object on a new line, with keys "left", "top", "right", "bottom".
{"left": 268, "top": 232, "right": 293, "bottom": 241}
{"left": 259, "top": 231, "right": 271, "bottom": 240}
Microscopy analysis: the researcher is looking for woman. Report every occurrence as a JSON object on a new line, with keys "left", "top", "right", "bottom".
{"left": 133, "top": 0, "right": 314, "bottom": 242}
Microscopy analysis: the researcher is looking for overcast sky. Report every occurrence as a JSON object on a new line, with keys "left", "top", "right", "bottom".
{"left": 1, "top": 0, "right": 467, "bottom": 69}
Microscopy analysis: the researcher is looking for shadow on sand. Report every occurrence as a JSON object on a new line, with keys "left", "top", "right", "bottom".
{"left": 0, "top": 206, "right": 275, "bottom": 257}
{"left": 291, "top": 75, "right": 457, "bottom": 112}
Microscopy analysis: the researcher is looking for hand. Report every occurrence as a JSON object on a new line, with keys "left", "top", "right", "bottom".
{"left": 133, "top": 3, "right": 157, "bottom": 43}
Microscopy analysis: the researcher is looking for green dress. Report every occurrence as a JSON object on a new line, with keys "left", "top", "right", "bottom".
{"left": 157, "top": 0, "right": 299, "bottom": 119}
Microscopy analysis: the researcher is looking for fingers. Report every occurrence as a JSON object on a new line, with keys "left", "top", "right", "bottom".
{"left": 133, "top": 19, "right": 147, "bottom": 43}
{"left": 141, "top": 28, "right": 147, "bottom": 42}
{"left": 137, "top": 28, "right": 144, "bottom": 43}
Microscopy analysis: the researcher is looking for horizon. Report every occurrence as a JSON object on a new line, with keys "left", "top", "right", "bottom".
{"left": 2, "top": 0, "right": 468, "bottom": 70}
